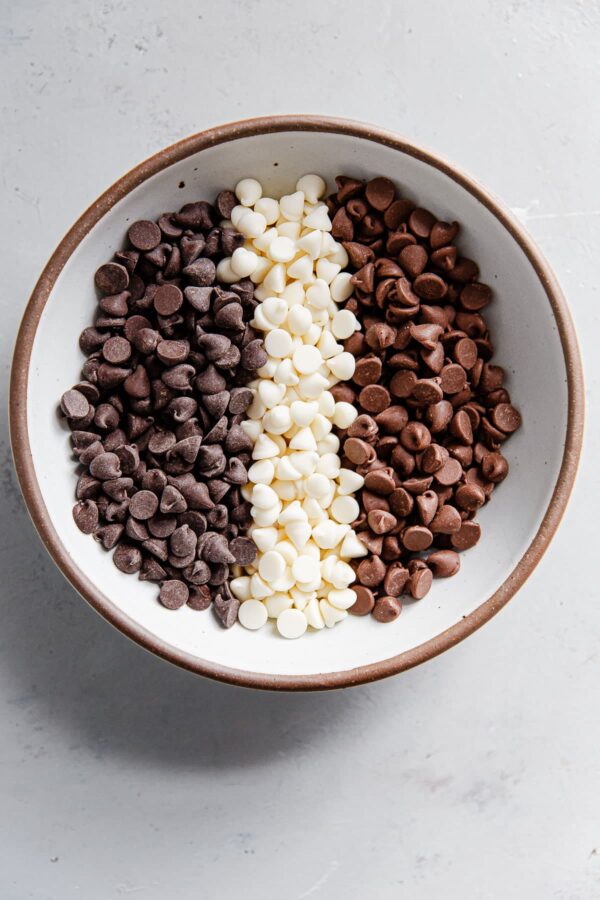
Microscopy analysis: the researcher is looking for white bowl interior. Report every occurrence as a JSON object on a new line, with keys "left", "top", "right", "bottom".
{"left": 26, "top": 130, "right": 567, "bottom": 677}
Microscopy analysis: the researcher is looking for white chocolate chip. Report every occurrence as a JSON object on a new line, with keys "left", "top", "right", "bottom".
{"left": 287, "top": 254, "right": 313, "bottom": 282}
{"left": 238, "top": 210, "right": 267, "bottom": 239}
{"left": 262, "top": 296, "right": 288, "bottom": 326}
{"left": 263, "top": 262, "right": 286, "bottom": 293}
{"left": 230, "top": 576, "right": 252, "bottom": 601}
{"left": 215, "top": 258, "right": 240, "bottom": 284}
{"left": 297, "top": 229, "right": 323, "bottom": 259}
{"left": 247, "top": 459, "right": 275, "bottom": 485}
{"left": 338, "top": 468, "right": 363, "bottom": 495}
{"left": 319, "top": 598, "right": 347, "bottom": 628}
{"left": 331, "top": 309, "right": 359, "bottom": 339}
{"left": 291, "top": 555, "right": 321, "bottom": 584}
{"left": 327, "top": 352, "right": 355, "bottom": 381}
{"left": 251, "top": 526, "right": 278, "bottom": 552}
{"left": 225, "top": 175, "right": 366, "bottom": 638}
{"left": 339, "top": 531, "right": 369, "bottom": 558}
{"left": 296, "top": 173, "right": 326, "bottom": 203}
{"left": 330, "top": 271, "right": 354, "bottom": 302}
{"left": 265, "top": 329, "right": 293, "bottom": 359}
{"left": 305, "top": 596, "right": 325, "bottom": 629}
{"left": 265, "top": 592, "right": 294, "bottom": 618}
{"left": 303, "top": 205, "right": 332, "bottom": 231}
{"left": 235, "top": 177, "right": 262, "bottom": 207}
{"left": 330, "top": 495, "right": 360, "bottom": 525}
{"left": 231, "top": 247, "right": 259, "bottom": 278}
{"left": 277, "top": 608, "right": 308, "bottom": 639}
{"left": 254, "top": 197, "right": 279, "bottom": 224}
{"left": 258, "top": 550, "right": 286, "bottom": 582}
{"left": 332, "top": 401, "right": 358, "bottom": 429}
{"left": 250, "top": 573, "right": 274, "bottom": 600}
{"left": 269, "top": 235, "right": 297, "bottom": 263}
{"left": 279, "top": 191, "right": 305, "bottom": 221}
{"left": 238, "top": 599, "right": 268, "bottom": 630}
{"left": 292, "top": 344, "right": 322, "bottom": 375}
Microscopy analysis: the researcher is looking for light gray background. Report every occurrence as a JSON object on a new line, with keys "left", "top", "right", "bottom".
{"left": 1, "top": 1, "right": 598, "bottom": 897}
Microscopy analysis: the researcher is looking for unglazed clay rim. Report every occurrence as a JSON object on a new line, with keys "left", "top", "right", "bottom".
{"left": 9, "top": 115, "right": 584, "bottom": 691}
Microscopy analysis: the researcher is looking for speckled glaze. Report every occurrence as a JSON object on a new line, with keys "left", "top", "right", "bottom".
{"left": 9, "top": 116, "right": 584, "bottom": 690}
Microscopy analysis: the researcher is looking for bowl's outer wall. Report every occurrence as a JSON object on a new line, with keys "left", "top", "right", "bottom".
{"left": 11, "top": 118, "right": 584, "bottom": 689}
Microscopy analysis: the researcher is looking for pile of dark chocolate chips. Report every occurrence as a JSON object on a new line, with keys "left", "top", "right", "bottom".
{"left": 60, "top": 192, "right": 267, "bottom": 626}
{"left": 327, "top": 175, "right": 522, "bottom": 624}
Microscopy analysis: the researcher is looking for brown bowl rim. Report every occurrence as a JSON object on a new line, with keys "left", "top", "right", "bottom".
{"left": 9, "top": 115, "right": 584, "bottom": 691}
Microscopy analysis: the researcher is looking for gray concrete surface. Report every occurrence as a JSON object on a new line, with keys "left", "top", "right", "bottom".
{"left": 1, "top": 1, "right": 599, "bottom": 897}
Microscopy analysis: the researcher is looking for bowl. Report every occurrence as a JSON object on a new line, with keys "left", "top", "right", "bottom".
{"left": 10, "top": 115, "right": 584, "bottom": 690}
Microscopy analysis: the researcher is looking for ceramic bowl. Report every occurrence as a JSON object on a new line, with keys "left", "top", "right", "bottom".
{"left": 10, "top": 116, "right": 584, "bottom": 690}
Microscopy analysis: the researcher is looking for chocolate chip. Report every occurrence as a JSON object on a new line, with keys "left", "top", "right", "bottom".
{"left": 383, "top": 563, "right": 409, "bottom": 597}
{"left": 89, "top": 452, "right": 121, "bottom": 480}
{"left": 230, "top": 537, "right": 257, "bottom": 565}
{"left": 430, "top": 505, "right": 462, "bottom": 534}
{"left": 113, "top": 543, "right": 142, "bottom": 574}
{"left": 142, "top": 538, "right": 168, "bottom": 562}
{"left": 126, "top": 517, "right": 149, "bottom": 542}
{"left": 349, "top": 585, "right": 376, "bottom": 616}
{"left": 216, "top": 190, "right": 237, "bottom": 219}
{"left": 481, "top": 451, "right": 509, "bottom": 483}
{"left": 412, "top": 379, "right": 444, "bottom": 405}
{"left": 434, "top": 458, "right": 463, "bottom": 486}
{"left": 364, "top": 469, "right": 396, "bottom": 495}
{"left": 128, "top": 221, "right": 161, "bottom": 252}
{"left": 241, "top": 340, "right": 268, "bottom": 371}
{"left": 413, "top": 273, "right": 447, "bottom": 301}
{"left": 415, "top": 490, "right": 438, "bottom": 526}
{"left": 460, "top": 282, "right": 492, "bottom": 311}
{"left": 213, "top": 592, "right": 240, "bottom": 628}
{"left": 129, "top": 490, "right": 159, "bottom": 520}
{"left": 365, "top": 177, "right": 395, "bottom": 211}
{"left": 61, "top": 389, "right": 91, "bottom": 420}
{"left": 123, "top": 365, "right": 151, "bottom": 399}
{"left": 491, "top": 403, "right": 521, "bottom": 434}
{"left": 372, "top": 595, "right": 402, "bottom": 622}
{"left": 402, "top": 526, "right": 433, "bottom": 551}
{"left": 183, "top": 258, "right": 216, "bottom": 286}
{"left": 154, "top": 284, "right": 183, "bottom": 316}
{"left": 72, "top": 499, "right": 99, "bottom": 534}
{"left": 427, "top": 400, "right": 454, "bottom": 433}
{"left": 94, "top": 523, "right": 124, "bottom": 549}
{"left": 390, "top": 370, "right": 417, "bottom": 398}
{"left": 344, "top": 438, "right": 375, "bottom": 466}
{"left": 427, "top": 550, "right": 460, "bottom": 578}
{"left": 183, "top": 560, "right": 211, "bottom": 585}
{"left": 400, "top": 422, "right": 431, "bottom": 452}
{"left": 103, "top": 477, "right": 133, "bottom": 502}
{"left": 408, "top": 208, "right": 436, "bottom": 239}
{"left": 367, "top": 509, "right": 397, "bottom": 535}
{"left": 408, "top": 567, "right": 433, "bottom": 599}
{"left": 356, "top": 556, "right": 387, "bottom": 587}
{"left": 187, "top": 585, "right": 212, "bottom": 611}
{"left": 159, "top": 580, "right": 189, "bottom": 610}
{"left": 389, "top": 487, "right": 414, "bottom": 518}
{"left": 354, "top": 356, "right": 383, "bottom": 386}
{"left": 95, "top": 262, "right": 129, "bottom": 294}
{"left": 359, "top": 384, "right": 391, "bottom": 414}
{"left": 139, "top": 558, "right": 167, "bottom": 582}
{"left": 170, "top": 524, "right": 197, "bottom": 557}
{"left": 324, "top": 175, "right": 519, "bottom": 623}
{"left": 451, "top": 520, "right": 481, "bottom": 550}
{"left": 454, "top": 482, "right": 485, "bottom": 511}
{"left": 453, "top": 337, "right": 478, "bottom": 369}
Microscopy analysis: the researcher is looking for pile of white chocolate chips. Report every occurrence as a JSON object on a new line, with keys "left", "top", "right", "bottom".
{"left": 216, "top": 175, "right": 368, "bottom": 638}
